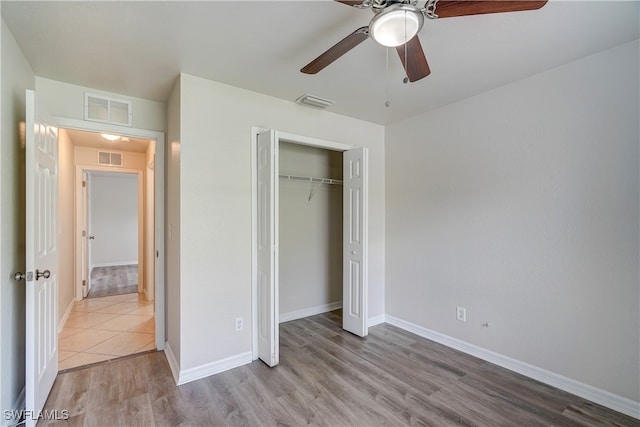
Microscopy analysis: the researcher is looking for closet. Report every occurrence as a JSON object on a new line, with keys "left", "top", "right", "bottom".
{"left": 278, "top": 142, "right": 343, "bottom": 322}
{"left": 254, "top": 129, "right": 368, "bottom": 367}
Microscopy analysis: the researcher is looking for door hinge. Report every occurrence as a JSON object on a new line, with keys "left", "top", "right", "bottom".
{"left": 82, "top": 230, "right": 86, "bottom": 237}
{"left": 82, "top": 181, "right": 86, "bottom": 187}
{"left": 82, "top": 279, "right": 86, "bottom": 287}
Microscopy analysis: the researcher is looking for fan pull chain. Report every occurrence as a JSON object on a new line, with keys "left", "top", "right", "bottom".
{"left": 385, "top": 47, "right": 390, "bottom": 108}
{"left": 404, "top": 10, "right": 408, "bottom": 82}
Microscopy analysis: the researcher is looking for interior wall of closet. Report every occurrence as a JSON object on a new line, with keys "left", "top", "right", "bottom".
{"left": 279, "top": 142, "right": 343, "bottom": 322}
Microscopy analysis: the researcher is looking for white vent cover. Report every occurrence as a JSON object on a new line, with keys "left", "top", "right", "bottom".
{"left": 85, "top": 93, "right": 132, "bottom": 126}
{"left": 97, "top": 151, "right": 123, "bottom": 167}
{"left": 295, "top": 93, "right": 335, "bottom": 109}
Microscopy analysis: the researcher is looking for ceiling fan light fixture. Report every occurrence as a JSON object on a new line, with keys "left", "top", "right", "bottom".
{"left": 369, "top": 5, "right": 424, "bottom": 47}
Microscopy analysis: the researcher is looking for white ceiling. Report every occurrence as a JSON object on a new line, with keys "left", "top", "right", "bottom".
{"left": 2, "top": 1, "right": 638, "bottom": 125}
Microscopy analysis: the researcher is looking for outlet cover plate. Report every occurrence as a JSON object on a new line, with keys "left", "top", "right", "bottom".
{"left": 456, "top": 306, "right": 467, "bottom": 322}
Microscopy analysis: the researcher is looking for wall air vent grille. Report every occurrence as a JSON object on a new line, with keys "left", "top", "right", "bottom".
{"left": 85, "top": 93, "right": 132, "bottom": 126}
{"left": 97, "top": 151, "right": 123, "bottom": 167}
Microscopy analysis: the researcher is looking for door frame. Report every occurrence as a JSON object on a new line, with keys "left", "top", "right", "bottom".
{"left": 76, "top": 167, "right": 144, "bottom": 298}
{"left": 250, "top": 127, "right": 368, "bottom": 360}
{"left": 55, "top": 117, "right": 166, "bottom": 350}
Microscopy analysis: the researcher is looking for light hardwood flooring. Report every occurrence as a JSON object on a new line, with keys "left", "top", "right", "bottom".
{"left": 58, "top": 293, "right": 155, "bottom": 371}
{"left": 44, "top": 310, "right": 637, "bottom": 426}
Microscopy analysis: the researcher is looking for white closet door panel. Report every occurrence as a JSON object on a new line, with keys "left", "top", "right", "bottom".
{"left": 343, "top": 147, "right": 368, "bottom": 337}
{"left": 256, "top": 130, "right": 279, "bottom": 367}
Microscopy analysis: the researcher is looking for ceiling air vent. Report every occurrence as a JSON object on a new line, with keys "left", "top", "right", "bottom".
{"left": 85, "top": 93, "right": 132, "bottom": 126}
{"left": 97, "top": 151, "right": 123, "bottom": 167}
{"left": 295, "top": 93, "right": 334, "bottom": 109}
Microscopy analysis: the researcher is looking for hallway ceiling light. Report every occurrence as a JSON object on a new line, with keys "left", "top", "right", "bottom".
{"left": 100, "top": 133, "right": 121, "bottom": 141}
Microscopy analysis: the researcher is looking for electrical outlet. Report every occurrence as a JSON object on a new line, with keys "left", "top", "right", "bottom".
{"left": 235, "top": 317, "right": 243, "bottom": 331}
{"left": 456, "top": 306, "right": 466, "bottom": 322}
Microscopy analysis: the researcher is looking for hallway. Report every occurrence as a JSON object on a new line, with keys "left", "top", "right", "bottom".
{"left": 58, "top": 293, "right": 155, "bottom": 371}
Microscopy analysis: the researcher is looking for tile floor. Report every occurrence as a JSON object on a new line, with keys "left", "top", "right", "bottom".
{"left": 58, "top": 292, "right": 155, "bottom": 371}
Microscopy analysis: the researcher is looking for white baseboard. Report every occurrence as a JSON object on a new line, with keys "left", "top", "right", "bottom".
{"left": 164, "top": 342, "right": 252, "bottom": 386}
{"left": 90, "top": 261, "right": 138, "bottom": 269}
{"left": 367, "top": 314, "right": 386, "bottom": 327}
{"left": 385, "top": 315, "right": 640, "bottom": 420}
{"left": 58, "top": 299, "right": 75, "bottom": 333}
{"left": 163, "top": 342, "right": 180, "bottom": 385}
{"left": 179, "top": 352, "right": 253, "bottom": 386}
{"left": 280, "top": 301, "right": 342, "bottom": 323}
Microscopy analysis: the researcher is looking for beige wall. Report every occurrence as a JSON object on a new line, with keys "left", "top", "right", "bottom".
{"left": 170, "top": 73, "right": 385, "bottom": 373}
{"left": 385, "top": 40, "right": 639, "bottom": 402}
{"left": 0, "top": 17, "right": 35, "bottom": 420}
{"left": 36, "top": 78, "right": 166, "bottom": 132}
{"left": 144, "top": 143, "right": 156, "bottom": 300}
{"left": 166, "top": 77, "right": 181, "bottom": 364}
{"left": 57, "top": 129, "right": 76, "bottom": 328}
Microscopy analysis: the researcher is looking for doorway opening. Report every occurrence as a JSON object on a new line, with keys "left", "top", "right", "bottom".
{"left": 55, "top": 124, "right": 164, "bottom": 370}
{"left": 251, "top": 129, "right": 369, "bottom": 367}
{"left": 278, "top": 142, "right": 343, "bottom": 322}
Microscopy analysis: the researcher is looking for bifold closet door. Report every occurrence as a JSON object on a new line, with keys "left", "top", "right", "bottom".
{"left": 343, "top": 147, "right": 368, "bottom": 337}
{"left": 256, "top": 130, "right": 279, "bottom": 367}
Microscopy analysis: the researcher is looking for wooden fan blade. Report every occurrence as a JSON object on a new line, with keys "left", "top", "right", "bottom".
{"left": 396, "top": 36, "right": 431, "bottom": 82}
{"left": 301, "top": 27, "right": 369, "bottom": 74}
{"left": 434, "top": 1, "right": 547, "bottom": 18}
{"left": 335, "top": 0, "right": 367, "bottom": 6}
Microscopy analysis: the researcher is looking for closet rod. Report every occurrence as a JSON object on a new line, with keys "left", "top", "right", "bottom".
{"left": 279, "top": 174, "right": 343, "bottom": 185}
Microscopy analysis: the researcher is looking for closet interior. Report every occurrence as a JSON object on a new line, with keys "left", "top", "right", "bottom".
{"left": 278, "top": 142, "right": 343, "bottom": 323}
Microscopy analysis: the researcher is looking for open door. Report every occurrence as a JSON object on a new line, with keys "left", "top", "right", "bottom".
{"left": 343, "top": 147, "right": 368, "bottom": 337}
{"left": 81, "top": 171, "right": 90, "bottom": 297}
{"left": 256, "top": 130, "right": 279, "bottom": 367}
{"left": 25, "top": 89, "right": 59, "bottom": 425}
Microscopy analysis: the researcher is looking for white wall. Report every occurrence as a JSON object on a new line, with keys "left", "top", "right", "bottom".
{"left": 172, "top": 73, "right": 385, "bottom": 373}
{"left": 57, "top": 129, "right": 75, "bottom": 326}
{"left": 279, "top": 142, "right": 343, "bottom": 319}
{"left": 0, "top": 17, "right": 34, "bottom": 422}
{"left": 89, "top": 173, "right": 139, "bottom": 267}
{"left": 166, "top": 77, "right": 181, "bottom": 364}
{"left": 385, "top": 41, "right": 639, "bottom": 403}
{"left": 35, "top": 78, "right": 166, "bottom": 132}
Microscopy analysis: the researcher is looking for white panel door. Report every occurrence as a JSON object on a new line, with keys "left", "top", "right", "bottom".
{"left": 256, "top": 130, "right": 279, "bottom": 367}
{"left": 25, "top": 89, "right": 59, "bottom": 426}
{"left": 343, "top": 147, "right": 368, "bottom": 337}
{"left": 81, "top": 171, "right": 90, "bottom": 297}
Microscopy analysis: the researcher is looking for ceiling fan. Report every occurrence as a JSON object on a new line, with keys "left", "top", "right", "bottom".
{"left": 301, "top": 0, "right": 548, "bottom": 82}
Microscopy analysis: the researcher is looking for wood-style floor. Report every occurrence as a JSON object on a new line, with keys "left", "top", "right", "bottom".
{"left": 88, "top": 264, "right": 139, "bottom": 298}
{"left": 42, "top": 311, "right": 637, "bottom": 426}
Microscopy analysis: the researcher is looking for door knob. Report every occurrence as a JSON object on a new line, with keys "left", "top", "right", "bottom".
{"left": 89, "top": 235, "right": 95, "bottom": 240}
{"left": 36, "top": 269, "right": 50, "bottom": 280}
{"left": 14, "top": 272, "right": 25, "bottom": 281}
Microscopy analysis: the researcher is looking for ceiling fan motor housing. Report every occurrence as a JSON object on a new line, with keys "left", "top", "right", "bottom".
{"left": 369, "top": 4, "right": 425, "bottom": 47}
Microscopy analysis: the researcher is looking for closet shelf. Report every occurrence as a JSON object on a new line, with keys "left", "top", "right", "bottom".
{"left": 279, "top": 174, "right": 343, "bottom": 185}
